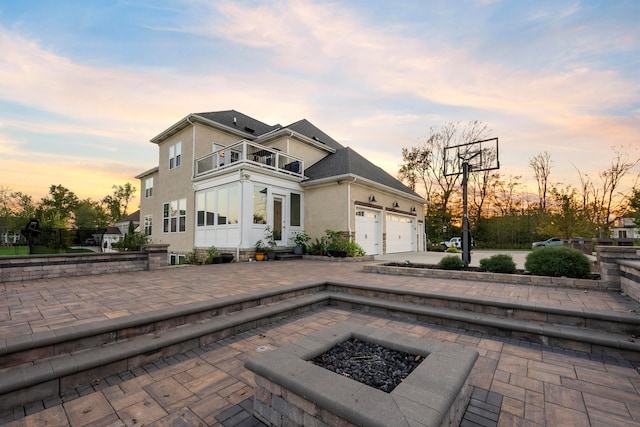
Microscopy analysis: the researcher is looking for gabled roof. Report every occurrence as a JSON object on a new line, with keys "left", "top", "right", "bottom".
{"left": 194, "top": 110, "right": 281, "bottom": 136}
{"left": 116, "top": 210, "right": 140, "bottom": 224}
{"left": 282, "top": 119, "right": 344, "bottom": 151}
{"left": 304, "top": 147, "right": 423, "bottom": 199}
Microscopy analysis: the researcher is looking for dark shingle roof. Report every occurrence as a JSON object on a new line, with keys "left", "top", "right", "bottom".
{"left": 283, "top": 119, "right": 344, "bottom": 151}
{"left": 304, "top": 147, "right": 423, "bottom": 199}
{"left": 194, "top": 110, "right": 281, "bottom": 136}
{"left": 116, "top": 210, "right": 140, "bottom": 224}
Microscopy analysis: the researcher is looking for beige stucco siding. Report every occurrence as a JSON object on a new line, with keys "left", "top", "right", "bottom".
{"left": 303, "top": 184, "right": 349, "bottom": 239}
{"left": 147, "top": 127, "right": 195, "bottom": 254}
{"left": 193, "top": 124, "right": 246, "bottom": 159}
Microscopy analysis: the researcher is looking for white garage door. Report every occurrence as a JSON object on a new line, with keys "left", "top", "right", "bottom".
{"left": 355, "top": 208, "right": 380, "bottom": 255}
{"left": 385, "top": 213, "right": 415, "bottom": 254}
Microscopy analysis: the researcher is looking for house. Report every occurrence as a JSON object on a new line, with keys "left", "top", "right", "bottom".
{"left": 136, "top": 110, "right": 426, "bottom": 263}
{"left": 611, "top": 217, "right": 640, "bottom": 239}
{"left": 114, "top": 210, "right": 141, "bottom": 236}
{"left": 101, "top": 226, "right": 122, "bottom": 253}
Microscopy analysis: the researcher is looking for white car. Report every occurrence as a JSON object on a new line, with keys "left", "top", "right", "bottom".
{"left": 532, "top": 237, "right": 563, "bottom": 248}
{"left": 441, "top": 237, "right": 462, "bottom": 249}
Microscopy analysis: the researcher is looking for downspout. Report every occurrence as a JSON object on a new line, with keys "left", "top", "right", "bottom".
{"left": 286, "top": 130, "right": 293, "bottom": 154}
{"left": 187, "top": 115, "right": 195, "bottom": 178}
{"left": 236, "top": 168, "right": 247, "bottom": 261}
{"left": 346, "top": 177, "right": 357, "bottom": 241}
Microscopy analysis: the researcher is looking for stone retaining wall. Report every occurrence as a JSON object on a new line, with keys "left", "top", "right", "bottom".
{"left": 619, "top": 260, "right": 640, "bottom": 303}
{"left": 596, "top": 246, "right": 640, "bottom": 296}
{"left": 0, "top": 244, "right": 169, "bottom": 283}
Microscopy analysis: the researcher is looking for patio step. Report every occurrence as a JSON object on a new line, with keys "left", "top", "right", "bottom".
{"left": 1, "top": 280, "right": 638, "bottom": 414}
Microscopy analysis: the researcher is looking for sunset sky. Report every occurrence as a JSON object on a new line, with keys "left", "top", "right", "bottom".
{"left": 0, "top": 0, "right": 638, "bottom": 208}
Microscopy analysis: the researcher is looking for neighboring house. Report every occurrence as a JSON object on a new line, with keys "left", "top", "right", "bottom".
{"left": 136, "top": 110, "right": 426, "bottom": 263}
{"left": 114, "top": 210, "right": 141, "bottom": 236}
{"left": 611, "top": 217, "right": 640, "bottom": 239}
{"left": 101, "top": 226, "right": 122, "bottom": 253}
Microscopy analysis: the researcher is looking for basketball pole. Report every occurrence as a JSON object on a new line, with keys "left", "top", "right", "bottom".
{"left": 461, "top": 162, "right": 471, "bottom": 267}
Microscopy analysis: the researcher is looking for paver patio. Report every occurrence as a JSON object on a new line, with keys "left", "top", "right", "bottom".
{"left": 1, "top": 259, "right": 639, "bottom": 426}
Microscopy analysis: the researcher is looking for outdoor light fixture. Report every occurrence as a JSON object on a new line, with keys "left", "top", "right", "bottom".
{"left": 392, "top": 201, "right": 399, "bottom": 208}
{"left": 411, "top": 206, "right": 416, "bottom": 212}
{"left": 369, "top": 194, "right": 376, "bottom": 203}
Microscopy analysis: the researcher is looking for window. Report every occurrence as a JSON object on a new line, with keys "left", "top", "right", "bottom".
{"left": 169, "top": 142, "right": 182, "bottom": 169}
{"left": 290, "top": 193, "right": 301, "bottom": 227}
{"left": 196, "top": 184, "right": 239, "bottom": 227}
{"left": 144, "top": 178, "right": 153, "bottom": 198}
{"left": 144, "top": 215, "right": 152, "bottom": 236}
{"left": 170, "top": 254, "right": 185, "bottom": 265}
{"left": 163, "top": 198, "right": 186, "bottom": 233}
{"left": 253, "top": 186, "right": 267, "bottom": 224}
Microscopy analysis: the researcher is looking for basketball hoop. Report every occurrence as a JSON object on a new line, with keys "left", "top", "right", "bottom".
{"left": 443, "top": 138, "right": 500, "bottom": 266}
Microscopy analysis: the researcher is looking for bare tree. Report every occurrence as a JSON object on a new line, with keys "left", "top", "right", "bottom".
{"left": 528, "top": 151, "right": 552, "bottom": 214}
{"left": 398, "top": 120, "right": 491, "bottom": 214}
{"left": 490, "top": 175, "right": 524, "bottom": 216}
{"left": 575, "top": 146, "right": 640, "bottom": 228}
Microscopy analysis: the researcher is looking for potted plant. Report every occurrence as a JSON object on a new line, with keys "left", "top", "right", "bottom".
{"left": 254, "top": 240, "right": 266, "bottom": 261}
{"left": 206, "top": 246, "right": 222, "bottom": 264}
{"left": 293, "top": 231, "right": 310, "bottom": 255}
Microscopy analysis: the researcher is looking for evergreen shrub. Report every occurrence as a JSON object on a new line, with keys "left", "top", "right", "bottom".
{"left": 437, "top": 255, "right": 464, "bottom": 270}
{"left": 524, "top": 246, "right": 591, "bottom": 278}
{"left": 479, "top": 254, "right": 517, "bottom": 274}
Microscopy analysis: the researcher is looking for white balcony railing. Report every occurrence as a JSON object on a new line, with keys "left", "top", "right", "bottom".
{"left": 195, "top": 140, "right": 304, "bottom": 178}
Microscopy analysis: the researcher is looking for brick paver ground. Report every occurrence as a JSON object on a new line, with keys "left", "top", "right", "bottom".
{"left": 1, "top": 259, "right": 640, "bottom": 426}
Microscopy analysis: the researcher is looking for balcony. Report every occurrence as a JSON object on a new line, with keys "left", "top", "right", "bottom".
{"left": 194, "top": 140, "right": 304, "bottom": 179}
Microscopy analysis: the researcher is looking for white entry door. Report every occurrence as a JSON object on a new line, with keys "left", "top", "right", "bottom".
{"left": 355, "top": 208, "right": 380, "bottom": 255}
{"left": 273, "top": 195, "right": 286, "bottom": 245}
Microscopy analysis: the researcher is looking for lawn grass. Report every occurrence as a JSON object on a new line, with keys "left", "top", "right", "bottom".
{"left": 0, "top": 246, "right": 92, "bottom": 255}
{"left": 0, "top": 246, "right": 29, "bottom": 256}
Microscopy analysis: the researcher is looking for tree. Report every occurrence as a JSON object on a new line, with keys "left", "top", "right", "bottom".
{"left": 37, "top": 184, "right": 79, "bottom": 228}
{"left": 491, "top": 175, "right": 524, "bottom": 216}
{"left": 529, "top": 151, "right": 552, "bottom": 214}
{"left": 398, "top": 121, "right": 491, "bottom": 241}
{"left": 628, "top": 188, "right": 640, "bottom": 229}
{"left": 102, "top": 183, "right": 136, "bottom": 223}
{"left": 74, "top": 199, "right": 109, "bottom": 229}
{"left": 574, "top": 146, "right": 640, "bottom": 231}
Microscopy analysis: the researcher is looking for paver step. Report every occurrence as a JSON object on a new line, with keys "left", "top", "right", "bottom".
{"left": 1, "top": 280, "right": 638, "bottom": 414}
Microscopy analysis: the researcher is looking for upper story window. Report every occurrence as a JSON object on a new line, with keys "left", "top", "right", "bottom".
{"left": 144, "top": 178, "right": 153, "bottom": 198}
{"left": 169, "top": 142, "right": 182, "bottom": 170}
{"left": 163, "top": 198, "right": 186, "bottom": 233}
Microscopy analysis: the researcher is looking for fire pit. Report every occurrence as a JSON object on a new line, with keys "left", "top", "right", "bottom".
{"left": 245, "top": 322, "right": 478, "bottom": 427}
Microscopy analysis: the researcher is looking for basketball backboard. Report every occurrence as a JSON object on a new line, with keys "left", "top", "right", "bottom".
{"left": 443, "top": 137, "right": 499, "bottom": 176}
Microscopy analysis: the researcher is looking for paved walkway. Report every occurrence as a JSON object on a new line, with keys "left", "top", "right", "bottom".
{"left": 1, "top": 258, "right": 640, "bottom": 426}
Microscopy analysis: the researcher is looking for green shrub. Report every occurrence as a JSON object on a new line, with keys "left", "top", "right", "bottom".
{"left": 437, "top": 255, "right": 464, "bottom": 270}
{"left": 524, "top": 246, "right": 591, "bottom": 278}
{"left": 445, "top": 246, "right": 459, "bottom": 253}
{"left": 184, "top": 250, "right": 199, "bottom": 265}
{"left": 479, "top": 254, "right": 517, "bottom": 274}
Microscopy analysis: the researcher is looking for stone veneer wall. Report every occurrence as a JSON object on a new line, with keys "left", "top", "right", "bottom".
{"left": 619, "top": 261, "right": 640, "bottom": 303}
{"left": 0, "top": 243, "right": 169, "bottom": 283}
{"left": 596, "top": 246, "right": 640, "bottom": 293}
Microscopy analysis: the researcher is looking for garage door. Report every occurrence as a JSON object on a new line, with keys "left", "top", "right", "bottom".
{"left": 385, "top": 213, "right": 415, "bottom": 253}
{"left": 355, "top": 208, "right": 380, "bottom": 255}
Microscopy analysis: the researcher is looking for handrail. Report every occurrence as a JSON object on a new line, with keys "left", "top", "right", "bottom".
{"left": 194, "top": 140, "right": 304, "bottom": 178}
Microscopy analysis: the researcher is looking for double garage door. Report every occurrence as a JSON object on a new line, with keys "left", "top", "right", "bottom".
{"left": 355, "top": 208, "right": 415, "bottom": 255}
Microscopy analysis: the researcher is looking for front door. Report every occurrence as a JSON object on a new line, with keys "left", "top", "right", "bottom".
{"left": 273, "top": 195, "right": 285, "bottom": 245}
